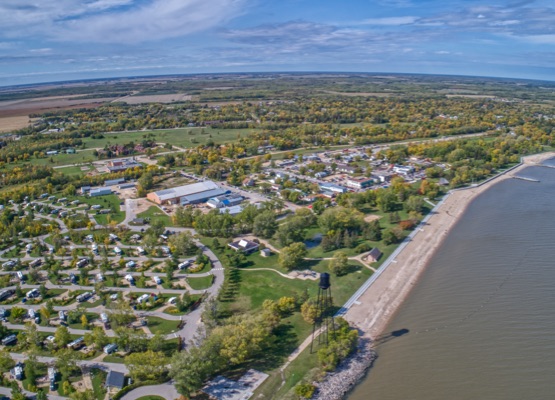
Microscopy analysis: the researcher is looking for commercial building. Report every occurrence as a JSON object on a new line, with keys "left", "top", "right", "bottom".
{"left": 147, "top": 181, "right": 226, "bottom": 205}
{"left": 89, "top": 187, "right": 112, "bottom": 197}
{"left": 206, "top": 193, "right": 243, "bottom": 209}
{"left": 345, "top": 177, "right": 374, "bottom": 190}
{"left": 107, "top": 159, "right": 142, "bottom": 173}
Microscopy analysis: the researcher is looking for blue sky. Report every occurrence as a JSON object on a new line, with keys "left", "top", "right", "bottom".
{"left": 0, "top": 0, "right": 555, "bottom": 86}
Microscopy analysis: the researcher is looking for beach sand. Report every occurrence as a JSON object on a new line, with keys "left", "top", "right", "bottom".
{"left": 345, "top": 153, "right": 555, "bottom": 339}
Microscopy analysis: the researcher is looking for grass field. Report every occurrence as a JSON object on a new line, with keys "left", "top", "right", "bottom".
{"left": 91, "top": 368, "right": 107, "bottom": 400}
{"left": 137, "top": 206, "right": 172, "bottom": 226}
{"left": 80, "top": 127, "right": 260, "bottom": 149}
{"left": 145, "top": 316, "right": 180, "bottom": 335}
{"left": 27, "top": 150, "right": 98, "bottom": 167}
{"left": 187, "top": 275, "right": 214, "bottom": 290}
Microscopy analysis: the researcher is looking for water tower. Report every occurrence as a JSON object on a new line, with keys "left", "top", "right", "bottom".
{"left": 310, "top": 272, "right": 335, "bottom": 352}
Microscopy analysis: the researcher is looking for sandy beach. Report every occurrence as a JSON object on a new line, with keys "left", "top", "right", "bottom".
{"left": 345, "top": 152, "right": 555, "bottom": 339}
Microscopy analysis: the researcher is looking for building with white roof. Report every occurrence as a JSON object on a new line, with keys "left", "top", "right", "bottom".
{"left": 147, "top": 181, "right": 226, "bottom": 205}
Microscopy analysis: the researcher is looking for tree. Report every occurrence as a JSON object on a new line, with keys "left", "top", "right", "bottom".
{"left": 124, "top": 351, "right": 168, "bottom": 382}
{"left": 0, "top": 348, "right": 15, "bottom": 374}
{"left": 84, "top": 326, "right": 109, "bottom": 350}
{"left": 55, "top": 348, "right": 79, "bottom": 378}
{"left": 25, "top": 352, "right": 38, "bottom": 387}
{"left": 39, "top": 284, "right": 47, "bottom": 298}
{"left": 55, "top": 325, "right": 71, "bottom": 348}
{"left": 329, "top": 251, "right": 349, "bottom": 276}
{"left": 168, "top": 232, "right": 197, "bottom": 256}
{"left": 148, "top": 334, "right": 166, "bottom": 352}
{"left": 295, "top": 383, "right": 316, "bottom": 399}
{"left": 81, "top": 314, "right": 89, "bottom": 329}
{"left": 24, "top": 322, "right": 42, "bottom": 349}
{"left": 11, "top": 385, "right": 27, "bottom": 400}
{"left": 278, "top": 242, "right": 307, "bottom": 271}
{"left": 107, "top": 299, "right": 134, "bottom": 327}
{"left": 301, "top": 300, "right": 319, "bottom": 324}
{"left": 252, "top": 211, "right": 278, "bottom": 238}
{"left": 10, "top": 306, "right": 26, "bottom": 321}
{"left": 275, "top": 217, "right": 307, "bottom": 247}
{"left": 405, "top": 195, "right": 424, "bottom": 213}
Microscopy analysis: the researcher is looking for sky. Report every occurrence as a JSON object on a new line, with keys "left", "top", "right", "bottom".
{"left": 0, "top": 0, "right": 555, "bottom": 86}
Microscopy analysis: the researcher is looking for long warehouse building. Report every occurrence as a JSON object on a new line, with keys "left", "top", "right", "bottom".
{"left": 147, "top": 180, "right": 227, "bottom": 205}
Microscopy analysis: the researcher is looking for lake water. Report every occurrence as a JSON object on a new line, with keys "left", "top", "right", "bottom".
{"left": 349, "top": 163, "right": 555, "bottom": 400}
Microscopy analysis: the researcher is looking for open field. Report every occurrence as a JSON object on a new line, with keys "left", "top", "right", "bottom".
{"left": 136, "top": 206, "right": 172, "bottom": 226}
{"left": 0, "top": 115, "right": 31, "bottom": 132}
{"left": 80, "top": 127, "right": 259, "bottom": 149}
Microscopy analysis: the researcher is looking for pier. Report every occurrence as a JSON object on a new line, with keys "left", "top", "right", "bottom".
{"left": 512, "top": 176, "right": 540, "bottom": 183}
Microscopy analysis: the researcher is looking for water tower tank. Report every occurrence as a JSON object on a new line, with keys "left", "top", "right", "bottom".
{"left": 319, "top": 273, "right": 330, "bottom": 289}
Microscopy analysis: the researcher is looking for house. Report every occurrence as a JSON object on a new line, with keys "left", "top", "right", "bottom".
{"left": 105, "top": 370, "right": 126, "bottom": 390}
{"left": 367, "top": 247, "right": 383, "bottom": 263}
{"left": 89, "top": 187, "right": 112, "bottom": 197}
{"left": 243, "top": 177, "right": 255, "bottom": 187}
{"left": 438, "top": 177, "right": 450, "bottom": 186}
{"left": 147, "top": 181, "right": 226, "bottom": 206}
{"left": 228, "top": 239, "right": 259, "bottom": 254}
{"left": 131, "top": 218, "right": 145, "bottom": 225}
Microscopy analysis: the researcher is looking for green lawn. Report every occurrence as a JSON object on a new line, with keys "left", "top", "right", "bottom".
{"left": 137, "top": 206, "right": 172, "bottom": 226}
{"left": 26, "top": 151, "right": 98, "bottom": 167}
{"left": 75, "top": 194, "right": 125, "bottom": 224}
{"left": 145, "top": 316, "right": 180, "bottom": 335}
{"left": 80, "top": 127, "right": 260, "bottom": 150}
{"left": 187, "top": 275, "right": 214, "bottom": 290}
{"left": 91, "top": 368, "right": 108, "bottom": 400}
{"left": 56, "top": 165, "right": 91, "bottom": 177}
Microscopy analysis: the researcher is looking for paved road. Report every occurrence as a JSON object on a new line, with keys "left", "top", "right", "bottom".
{"left": 120, "top": 381, "right": 180, "bottom": 400}
{"left": 0, "top": 386, "right": 69, "bottom": 400}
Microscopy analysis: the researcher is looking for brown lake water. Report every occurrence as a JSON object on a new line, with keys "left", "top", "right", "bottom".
{"left": 349, "top": 163, "right": 555, "bottom": 400}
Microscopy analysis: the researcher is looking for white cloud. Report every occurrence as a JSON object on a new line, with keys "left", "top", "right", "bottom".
{"left": 0, "top": 0, "right": 247, "bottom": 43}
{"left": 360, "top": 16, "right": 418, "bottom": 26}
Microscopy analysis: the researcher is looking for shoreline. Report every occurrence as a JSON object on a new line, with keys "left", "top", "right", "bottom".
{"left": 312, "top": 152, "right": 555, "bottom": 399}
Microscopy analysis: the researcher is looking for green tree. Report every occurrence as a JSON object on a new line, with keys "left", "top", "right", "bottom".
{"left": 252, "top": 211, "right": 278, "bottom": 238}
{"left": 278, "top": 242, "right": 307, "bottom": 271}
{"left": 55, "top": 325, "right": 71, "bottom": 348}
{"left": 55, "top": 348, "right": 79, "bottom": 378}
{"left": 124, "top": 351, "right": 168, "bottom": 382}
{"left": 329, "top": 251, "right": 349, "bottom": 276}
{"left": 84, "top": 326, "right": 109, "bottom": 350}
{"left": 0, "top": 348, "right": 15, "bottom": 374}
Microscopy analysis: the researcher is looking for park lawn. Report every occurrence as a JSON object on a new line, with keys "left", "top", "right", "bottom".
{"left": 80, "top": 127, "right": 260, "bottom": 149}
{"left": 25, "top": 150, "right": 97, "bottom": 167}
{"left": 75, "top": 194, "right": 125, "bottom": 224}
{"left": 145, "top": 316, "right": 180, "bottom": 335}
{"left": 136, "top": 206, "right": 172, "bottom": 226}
{"left": 56, "top": 165, "right": 90, "bottom": 177}
{"left": 91, "top": 368, "right": 108, "bottom": 400}
{"left": 187, "top": 275, "right": 214, "bottom": 290}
